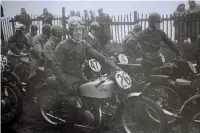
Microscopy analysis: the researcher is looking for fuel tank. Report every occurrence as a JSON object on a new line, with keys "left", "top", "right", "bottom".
{"left": 79, "top": 78, "right": 115, "bottom": 98}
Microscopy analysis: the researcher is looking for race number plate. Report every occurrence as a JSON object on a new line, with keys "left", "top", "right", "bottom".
{"left": 115, "top": 71, "right": 132, "bottom": 89}
{"left": 88, "top": 59, "right": 101, "bottom": 72}
{"left": 118, "top": 54, "right": 128, "bottom": 64}
{"left": 1, "top": 55, "right": 7, "bottom": 72}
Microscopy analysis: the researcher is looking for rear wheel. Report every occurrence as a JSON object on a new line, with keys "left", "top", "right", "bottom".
{"left": 117, "top": 96, "right": 167, "bottom": 133}
{"left": 181, "top": 106, "right": 200, "bottom": 133}
{"left": 1, "top": 82, "right": 23, "bottom": 127}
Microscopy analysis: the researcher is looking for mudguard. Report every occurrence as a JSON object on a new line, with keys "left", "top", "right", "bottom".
{"left": 180, "top": 94, "right": 200, "bottom": 114}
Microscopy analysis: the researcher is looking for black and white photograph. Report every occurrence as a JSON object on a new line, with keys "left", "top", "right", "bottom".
{"left": 1, "top": 0, "right": 200, "bottom": 133}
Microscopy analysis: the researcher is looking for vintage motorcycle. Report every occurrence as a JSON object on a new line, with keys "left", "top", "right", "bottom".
{"left": 38, "top": 59, "right": 167, "bottom": 133}
{"left": 5, "top": 53, "right": 31, "bottom": 99}
{"left": 142, "top": 72, "right": 200, "bottom": 127}
{"left": 1, "top": 55, "right": 23, "bottom": 127}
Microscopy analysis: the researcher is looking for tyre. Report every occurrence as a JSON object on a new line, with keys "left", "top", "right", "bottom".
{"left": 38, "top": 80, "right": 66, "bottom": 126}
{"left": 181, "top": 106, "right": 200, "bottom": 133}
{"left": 117, "top": 96, "right": 167, "bottom": 133}
{"left": 1, "top": 82, "right": 23, "bottom": 127}
{"left": 142, "top": 83, "right": 182, "bottom": 127}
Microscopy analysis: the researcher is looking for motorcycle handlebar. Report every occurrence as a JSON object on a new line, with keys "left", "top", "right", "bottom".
{"left": 95, "top": 71, "right": 116, "bottom": 88}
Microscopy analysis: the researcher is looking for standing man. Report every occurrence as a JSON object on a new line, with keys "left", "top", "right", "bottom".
{"left": 38, "top": 8, "right": 53, "bottom": 25}
{"left": 185, "top": 0, "right": 200, "bottom": 43}
{"left": 69, "top": 10, "right": 76, "bottom": 18}
{"left": 194, "top": 34, "right": 200, "bottom": 72}
{"left": 136, "top": 12, "right": 180, "bottom": 78}
{"left": 173, "top": 3, "right": 186, "bottom": 43}
{"left": 14, "top": 8, "right": 32, "bottom": 32}
{"left": 83, "top": 21, "right": 102, "bottom": 53}
{"left": 122, "top": 24, "right": 142, "bottom": 63}
{"left": 96, "top": 8, "right": 112, "bottom": 48}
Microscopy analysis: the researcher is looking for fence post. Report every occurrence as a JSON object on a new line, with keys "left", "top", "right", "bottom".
{"left": 134, "top": 11, "right": 138, "bottom": 23}
{"left": 62, "top": 7, "right": 67, "bottom": 39}
{"left": 11, "top": 18, "right": 15, "bottom": 34}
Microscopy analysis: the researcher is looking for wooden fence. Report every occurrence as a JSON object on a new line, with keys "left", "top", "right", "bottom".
{"left": 1, "top": 8, "right": 200, "bottom": 43}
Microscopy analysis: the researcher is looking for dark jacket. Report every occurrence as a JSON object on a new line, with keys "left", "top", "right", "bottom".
{"left": 43, "top": 36, "right": 60, "bottom": 70}
{"left": 136, "top": 27, "right": 180, "bottom": 55}
{"left": 136, "top": 27, "right": 180, "bottom": 65}
{"left": 97, "top": 14, "right": 112, "bottom": 48}
{"left": 7, "top": 33, "right": 30, "bottom": 55}
{"left": 32, "top": 34, "right": 49, "bottom": 57}
{"left": 83, "top": 32, "right": 102, "bottom": 53}
{"left": 25, "top": 32, "right": 35, "bottom": 47}
{"left": 38, "top": 13, "right": 53, "bottom": 25}
{"left": 14, "top": 13, "right": 32, "bottom": 30}
{"left": 1, "top": 5, "right": 4, "bottom": 17}
{"left": 52, "top": 38, "right": 114, "bottom": 87}
{"left": 195, "top": 35, "right": 200, "bottom": 70}
{"left": 123, "top": 30, "right": 142, "bottom": 59}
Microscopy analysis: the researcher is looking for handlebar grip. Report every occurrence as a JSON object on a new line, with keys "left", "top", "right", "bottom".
{"left": 95, "top": 80, "right": 105, "bottom": 88}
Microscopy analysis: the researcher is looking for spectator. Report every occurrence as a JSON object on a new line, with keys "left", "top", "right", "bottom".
{"left": 173, "top": 3, "right": 186, "bottom": 43}
{"left": 188, "top": 0, "right": 200, "bottom": 12}
{"left": 90, "top": 11, "right": 96, "bottom": 22}
{"left": 185, "top": 0, "right": 200, "bottom": 43}
{"left": 96, "top": 8, "right": 112, "bottom": 48}
{"left": 1, "top": 5, "right": 4, "bottom": 41}
{"left": 25, "top": 25, "right": 38, "bottom": 48}
{"left": 70, "top": 10, "right": 75, "bottom": 17}
{"left": 14, "top": 8, "right": 31, "bottom": 32}
{"left": 122, "top": 24, "right": 142, "bottom": 63}
{"left": 194, "top": 34, "right": 200, "bottom": 72}
{"left": 75, "top": 11, "right": 80, "bottom": 17}
{"left": 38, "top": 8, "right": 53, "bottom": 25}
{"left": 83, "top": 21, "right": 102, "bottom": 53}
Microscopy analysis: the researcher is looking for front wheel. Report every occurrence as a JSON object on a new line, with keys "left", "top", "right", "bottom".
{"left": 1, "top": 82, "right": 23, "bottom": 127}
{"left": 117, "top": 96, "right": 167, "bottom": 133}
{"left": 181, "top": 106, "right": 200, "bottom": 133}
{"left": 142, "top": 84, "right": 182, "bottom": 127}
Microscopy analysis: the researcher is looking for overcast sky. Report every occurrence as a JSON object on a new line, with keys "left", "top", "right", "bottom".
{"left": 2, "top": 1, "right": 200, "bottom": 17}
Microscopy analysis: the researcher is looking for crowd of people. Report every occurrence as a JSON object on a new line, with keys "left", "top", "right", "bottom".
{"left": 1, "top": 1, "right": 200, "bottom": 125}
{"left": 173, "top": 0, "right": 200, "bottom": 43}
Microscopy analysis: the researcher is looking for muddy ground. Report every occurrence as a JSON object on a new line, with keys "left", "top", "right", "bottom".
{"left": 2, "top": 100, "right": 182, "bottom": 133}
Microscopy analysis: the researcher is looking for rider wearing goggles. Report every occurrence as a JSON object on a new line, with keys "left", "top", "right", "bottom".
{"left": 52, "top": 16, "right": 121, "bottom": 125}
